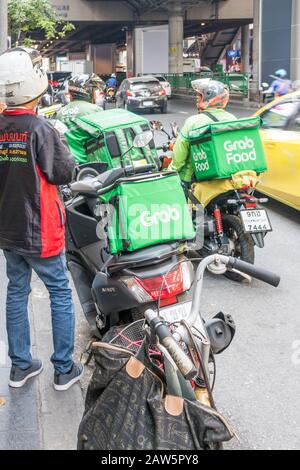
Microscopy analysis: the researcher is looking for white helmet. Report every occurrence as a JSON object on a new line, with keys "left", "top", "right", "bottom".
{"left": 0, "top": 47, "right": 48, "bottom": 107}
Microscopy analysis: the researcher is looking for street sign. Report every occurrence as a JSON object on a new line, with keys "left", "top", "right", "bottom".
{"left": 227, "top": 50, "right": 241, "bottom": 58}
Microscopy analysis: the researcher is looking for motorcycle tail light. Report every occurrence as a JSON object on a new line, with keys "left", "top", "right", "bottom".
{"left": 122, "top": 263, "right": 193, "bottom": 304}
{"left": 159, "top": 89, "right": 166, "bottom": 96}
{"left": 127, "top": 90, "right": 135, "bottom": 97}
{"left": 241, "top": 193, "right": 257, "bottom": 209}
{"left": 121, "top": 277, "right": 152, "bottom": 303}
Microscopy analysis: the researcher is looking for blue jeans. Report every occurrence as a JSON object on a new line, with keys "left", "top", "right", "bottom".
{"left": 4, "top": 250, "right": 75, "bottom": 374}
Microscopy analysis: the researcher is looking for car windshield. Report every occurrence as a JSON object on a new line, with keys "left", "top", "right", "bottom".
{"left": 131, "top": 81, "right": 160, "bottom": 91}
{"left": 261, "top": 101, "right": 300, "bottom": 129}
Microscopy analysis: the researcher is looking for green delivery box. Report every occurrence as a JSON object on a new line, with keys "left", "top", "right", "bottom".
{"left": 64, "top": 108, "right": 158, "bottom": 168}
{"left": 188, "top": 116, "right": 267, "bottom": 181}
{"left": 99, "top": 172, "right": 196, "bottom": 254}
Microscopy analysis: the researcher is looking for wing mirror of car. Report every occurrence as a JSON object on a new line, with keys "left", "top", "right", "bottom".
{"left": 133, "top": 131, "right": 154, "bottom": 148}
{"left": 294, "top": 117, "right": 300, "bottom": 128}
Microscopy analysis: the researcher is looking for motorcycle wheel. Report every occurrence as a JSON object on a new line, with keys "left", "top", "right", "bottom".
{"left": 222, "top": 214, "right": 254, "bottom": 282}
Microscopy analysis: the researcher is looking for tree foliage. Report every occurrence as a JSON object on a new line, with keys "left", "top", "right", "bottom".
{"left": 8, "top": 0, "right": 75, "bottom": 45}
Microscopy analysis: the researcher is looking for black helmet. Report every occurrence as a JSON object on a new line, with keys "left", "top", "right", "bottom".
{"left": 68, "top": 73, "right": 105, "bottom": 102}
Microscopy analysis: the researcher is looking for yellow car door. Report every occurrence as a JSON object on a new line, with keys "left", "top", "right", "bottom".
{"left": 257, "top": 99, "right": 300, "bottom": 210}
{"left": 259, "top": 130, "right": 300, "bottom": 209}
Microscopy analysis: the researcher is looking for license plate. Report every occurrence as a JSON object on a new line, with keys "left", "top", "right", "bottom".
{"left": 240, "top": 209, "right": 272, "bottom": 233}
{"left": 160, "top": 301, "right": 192, "bottom": 324}
{"left": 143, "top": 101, "right": 154, "bottom": 107}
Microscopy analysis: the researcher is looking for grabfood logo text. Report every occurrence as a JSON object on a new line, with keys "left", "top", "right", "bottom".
{"left": 193, "top": 148, "right": 209, "bottom": 173}
{"left": 224, "top": 136, "right": 256, "bottom": 165}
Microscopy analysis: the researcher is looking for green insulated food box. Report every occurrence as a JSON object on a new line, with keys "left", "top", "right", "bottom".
{"left": 188, "top": 116, "right": 267, "bottom": 181}
{"left": 64, "top": 108, "right": 158, "bottom": 168}
{"left": 98, "top": 172, "right": 196, "bottom": 254}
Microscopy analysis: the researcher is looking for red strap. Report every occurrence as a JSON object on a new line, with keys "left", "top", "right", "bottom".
{"left": 3, "top": 109, "right": 37, "bottom": 116}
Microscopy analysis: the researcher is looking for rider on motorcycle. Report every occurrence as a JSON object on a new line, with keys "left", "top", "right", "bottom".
{"left": 268, "top": 69, "right": 293, "bottom": 98}
{"left": 57, "top": 73, "right": 105, "bottom": 126}
{"left": 106, "top": 73, "right": 118, "bottom": 89}
{"left": 57, "top": 74, "right": 105, "bottom": 164}
{"left": 170, "top": 78, "right": 258, "bottom": 206}
{"left": 170, "top": 79, "right": 236, "bottom": 192}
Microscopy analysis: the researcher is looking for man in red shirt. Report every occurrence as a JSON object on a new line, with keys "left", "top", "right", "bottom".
{"left": 0, "top": 47, "right": 83, "bottom": 391}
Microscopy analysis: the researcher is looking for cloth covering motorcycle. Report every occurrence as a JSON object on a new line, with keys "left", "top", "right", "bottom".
{"left": 77, "top": 329, "right": 234, "bottom": 450}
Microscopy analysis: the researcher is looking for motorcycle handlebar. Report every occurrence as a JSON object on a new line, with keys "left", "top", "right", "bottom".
{"left": 145, "top": 309, "right": 197, "bottom": 380}
{"left": 227, "top": 257, "right": 281, "bottom": 287}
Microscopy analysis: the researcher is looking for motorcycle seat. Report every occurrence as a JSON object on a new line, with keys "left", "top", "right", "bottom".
{"left": 107, "top": 243, "right": 180, "bottom": 273}
{"left": 71, "top": 168, "right": 125, "bottom": 197}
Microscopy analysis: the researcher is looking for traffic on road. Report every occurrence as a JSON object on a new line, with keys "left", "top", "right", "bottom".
{"left": 0, "top": 47, "right": 299, "bottom": 453}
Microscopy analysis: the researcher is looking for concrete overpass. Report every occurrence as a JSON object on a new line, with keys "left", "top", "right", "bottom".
{"left": 37, "top": 0, "right": 253, "bottom": 74}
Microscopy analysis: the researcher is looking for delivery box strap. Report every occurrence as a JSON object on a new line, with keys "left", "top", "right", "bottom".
{"left": 201, "top": 111, "right": 220, "bottom": 123}
{"left": 189, "top": 111, "right": 220, "bottom": 146}
{"left": 190, "top": 135, "right": 211, "bottom": 146}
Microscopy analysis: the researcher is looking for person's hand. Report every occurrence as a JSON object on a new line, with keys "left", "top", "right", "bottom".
{"left": 0, "top": 103, "right": 7, "bottom": 113}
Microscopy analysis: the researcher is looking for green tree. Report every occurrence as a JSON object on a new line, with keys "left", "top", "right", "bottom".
{"left": 8, "top": 0, "right": 75, "bottom": 46}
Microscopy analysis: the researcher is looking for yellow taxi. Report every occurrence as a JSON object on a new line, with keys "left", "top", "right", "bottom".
{"left": 254, "top": 91, "right": 300, "bottom": 210}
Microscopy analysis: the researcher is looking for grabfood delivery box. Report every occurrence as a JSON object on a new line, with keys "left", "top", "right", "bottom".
{"left": 188, "top": 116, "right": 267, "bottom": 181}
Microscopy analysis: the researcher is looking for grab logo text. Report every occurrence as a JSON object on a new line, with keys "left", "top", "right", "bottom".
{"left": 224, "top": 136, "right": 257, "bottom": 165}
{"left": 140, "top": 206, "right": 180, "bottom": 228}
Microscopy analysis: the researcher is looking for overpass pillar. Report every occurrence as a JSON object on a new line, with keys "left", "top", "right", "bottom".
{"left": 250, "top": 0, "right": 262, "bottom": 101}
{"left": 168, "top": 2, "right": 184, "bottom": 74}
{"left": 291, "top": 0, "right": 300, "bottom": 83}
{"left": 126, "top": 29, "right": 135, "bottom": 78}
{"left": 241, "top": 25, "right": 250, "bottom": 75}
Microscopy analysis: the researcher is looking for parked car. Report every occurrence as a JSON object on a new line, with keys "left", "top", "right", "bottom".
{"left": 153, "top": 75, "right": 172, "bottom": 98}
{"left": 47, "top": 72, "right": 71, "bottom": 93}
{"left": 254, "top": 91, "right": 300, "bottom": 210}
{"left": 116, "top": 76, "right": 168, "bottom": 113}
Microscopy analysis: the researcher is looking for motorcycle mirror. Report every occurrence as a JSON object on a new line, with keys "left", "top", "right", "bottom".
{"left": 133, "top": 131, "right": 153, "bottom": 148}
{"left": 150, "top": 120, "right": 164, "bottom": 132}
{"left": 171, "top": 122, "right": 180, "bottom": 138}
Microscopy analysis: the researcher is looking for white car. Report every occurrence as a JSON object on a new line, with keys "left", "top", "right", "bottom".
{"left": 154, "top": 75, "right": 172, "bottom": 98}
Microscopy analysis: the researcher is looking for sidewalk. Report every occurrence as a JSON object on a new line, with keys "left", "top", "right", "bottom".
{"left": 0, "top": 252, "right": 88, "bottom": 450}
{"left": 173, "top": 90, "right": 261, "bottom": 110}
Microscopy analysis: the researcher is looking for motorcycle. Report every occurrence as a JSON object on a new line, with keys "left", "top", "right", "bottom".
{"left": 64, "top": 131, "right": 195, "bottom": 339}
{"left": 103, "top": 86, "right": 117, "bottom": 109}
{"left": 38, "top": 81, "right": 70, "bottom": 119}
{"left": 151, "top": 121, "right": 273, "bottom": 282}
{"left": 78, "top": 253, "right": 280, "bottom": 450}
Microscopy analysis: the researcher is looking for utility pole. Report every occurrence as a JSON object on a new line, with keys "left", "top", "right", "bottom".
{"left": 0, "top": 0, "right": 8, "bottom": 54}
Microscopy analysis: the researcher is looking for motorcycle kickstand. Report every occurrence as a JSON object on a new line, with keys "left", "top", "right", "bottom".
{"left": 80, "top": 339, "right": 95, "bottom": 366}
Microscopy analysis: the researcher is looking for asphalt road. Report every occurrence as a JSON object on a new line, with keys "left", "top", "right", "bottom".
{"left": 1, "top": 97, "right": 300, "bottom": 450}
